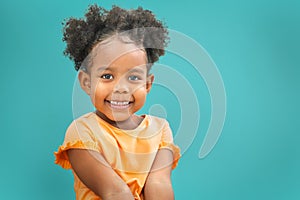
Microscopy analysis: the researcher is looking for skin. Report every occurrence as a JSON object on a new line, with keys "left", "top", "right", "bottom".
{"left": 144, "top": 149, "right": 174, "bottom": 200}
{"left": 67, "top": 35, "right": 174, "bottom": 200}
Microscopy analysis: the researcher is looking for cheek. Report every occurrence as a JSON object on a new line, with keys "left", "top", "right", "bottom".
{"left": 133, "top": 87, "right": 147, "bottom": 103}
{"left": 91, "top": 82, "right": 109, "bottom": 105}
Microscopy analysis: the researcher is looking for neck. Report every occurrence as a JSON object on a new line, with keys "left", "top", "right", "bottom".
{"left": 95, "top": 110, "right": 143, "bottom": 130}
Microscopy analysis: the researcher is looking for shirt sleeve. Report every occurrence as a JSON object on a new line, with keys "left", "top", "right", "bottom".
{"left": 54, "top": 119, "right": 100, "bottom": 169}
{"left": 158, "top": 120, "right": 181, "bottom": 169}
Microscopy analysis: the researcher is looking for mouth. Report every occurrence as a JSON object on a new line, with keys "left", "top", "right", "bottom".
{"left": 105, "top": 100, "right": 133, "bottom": 110}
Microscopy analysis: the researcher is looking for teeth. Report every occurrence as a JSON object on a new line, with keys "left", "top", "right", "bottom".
{"left": 110, "top": 101, "right": 130, "bottom": 105}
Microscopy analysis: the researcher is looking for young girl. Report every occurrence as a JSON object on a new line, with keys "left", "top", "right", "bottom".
{"left": 54, "top": 4, "right": 180, "bottom": 200}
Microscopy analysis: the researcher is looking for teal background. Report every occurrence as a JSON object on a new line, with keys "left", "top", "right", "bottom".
{"left": 1, "top": 0, "right": 299, "bottom": 199}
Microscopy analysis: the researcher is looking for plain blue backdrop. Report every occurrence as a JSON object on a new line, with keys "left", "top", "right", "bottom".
{"left": 1, "top": 0, "right": 299, "bottom": 199}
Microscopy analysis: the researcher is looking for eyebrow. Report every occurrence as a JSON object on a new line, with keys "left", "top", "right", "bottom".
{"left": 96, "top": 66, "right": 146, "bottom": 74}
{"left": 96, "top": 66, "right": 112, "bottom": 72}
{"left": 128, "top": 68, "right": 146, "bottom": 74}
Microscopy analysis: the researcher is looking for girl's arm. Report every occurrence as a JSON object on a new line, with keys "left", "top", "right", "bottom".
{"left": 143, "top": 149, "right": 175, "bottom": 200}
{"left": 67, "top": 149, "right": 134, "bottom": 200}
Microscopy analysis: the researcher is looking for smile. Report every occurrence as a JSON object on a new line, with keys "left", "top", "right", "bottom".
{"left": 105, "top": 100, "right": 132, "bottom": 109}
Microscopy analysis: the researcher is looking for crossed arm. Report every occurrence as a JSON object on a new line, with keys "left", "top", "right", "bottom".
{"left": 143, "top": 149, "right": 175, "bottom": 199}
{"left": 67, "top": 148, "right": 174, "bottom": 200}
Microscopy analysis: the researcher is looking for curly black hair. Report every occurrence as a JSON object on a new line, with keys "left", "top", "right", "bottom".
{"left": 62, "top": 4, "right": 169, "bottom": 71}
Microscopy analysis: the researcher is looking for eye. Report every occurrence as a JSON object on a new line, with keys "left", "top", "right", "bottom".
{"left": 101, "top": 74, "right": 113, "bottom": 80}
{"left": 128, "top": 75, "right": 141, "bottom": 81}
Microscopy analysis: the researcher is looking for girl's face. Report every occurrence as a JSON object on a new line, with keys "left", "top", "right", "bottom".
{"left": 79, "top": 36, "right": 153, "bottom": 124}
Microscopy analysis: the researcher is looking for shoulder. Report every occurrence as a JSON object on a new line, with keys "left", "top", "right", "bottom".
{"left": 65, "top": 112, "right": 98, "bottom": 138}
{"left": 144, "top": 115, "right": 170, "bottom": 131}
{"left": 68, "top": 112, "right": 97, "bottom": 128}
{"left": 73, "top": 112, "right": 96, "bottom": 123}
{"left": 146, "top": 115, "right": 168, "bottom": 123}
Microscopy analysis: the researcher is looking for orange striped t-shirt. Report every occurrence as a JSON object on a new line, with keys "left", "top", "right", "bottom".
{"left": 54, "top": 112, "right": 180, "bottom": 200}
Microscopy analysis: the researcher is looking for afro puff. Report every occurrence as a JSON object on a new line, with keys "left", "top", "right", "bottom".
{"left": 62, "top": 4, "right": 169, "bottom": 71}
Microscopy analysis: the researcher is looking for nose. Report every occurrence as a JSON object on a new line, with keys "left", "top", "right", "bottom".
{"left": 113, "top": 78, "right": 129, "bottom": 93}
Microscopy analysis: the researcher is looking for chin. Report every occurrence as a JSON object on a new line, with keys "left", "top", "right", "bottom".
{"left": 109, "top": 114, "right": 132, "bottom": 122}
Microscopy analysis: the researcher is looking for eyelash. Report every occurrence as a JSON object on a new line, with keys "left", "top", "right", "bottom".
{"left": 128, "top": 75, "right": 141, "bottom": 81}
{"left": 100, "top": 74, "right": 142, "bottom": 81}
{"left": 100, "top": 74, "right": 113, "bottom": 80}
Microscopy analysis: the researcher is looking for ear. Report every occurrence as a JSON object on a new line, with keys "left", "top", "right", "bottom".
{"left": 78, "top": 70, "right": 91, "bottom": 95}
{"left": 146, "top": 74, "right": 154, "bottom": 93}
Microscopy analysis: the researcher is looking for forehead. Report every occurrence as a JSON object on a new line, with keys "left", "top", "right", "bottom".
{"left": 90, "top": 36, "right": 147, "bottom": 71}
